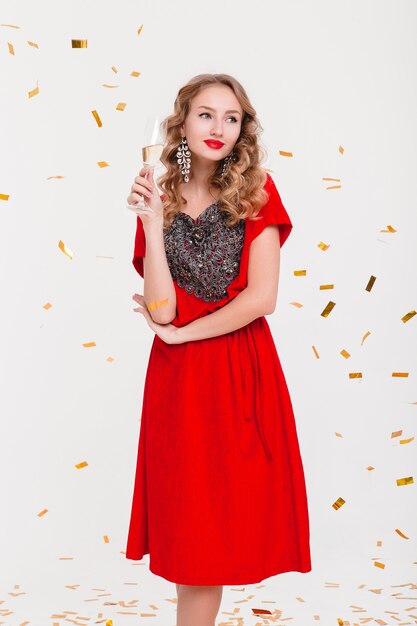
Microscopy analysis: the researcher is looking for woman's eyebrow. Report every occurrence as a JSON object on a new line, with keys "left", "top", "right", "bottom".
{"left": 197, "top": 105, "right": 241, "bottom": 115}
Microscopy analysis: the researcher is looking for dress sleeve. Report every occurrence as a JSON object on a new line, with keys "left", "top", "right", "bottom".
{"left": 132, "top": 215, "right": 146, "bottom": 278}
{"left": 247, "top": 172, "right": 293, "bottom": 248}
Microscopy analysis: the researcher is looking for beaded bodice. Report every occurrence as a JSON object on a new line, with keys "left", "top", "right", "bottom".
{"left": 163, "top": 201, "right": 246, "bottom": 303}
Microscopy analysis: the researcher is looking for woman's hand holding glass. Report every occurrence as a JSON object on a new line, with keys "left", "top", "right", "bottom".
{"left": 126, "top": 166, "right": 164, "bottom": 224}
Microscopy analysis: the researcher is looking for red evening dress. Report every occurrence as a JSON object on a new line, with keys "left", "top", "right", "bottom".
{"left": 125, "top": 172, "right": 312, "bottom": 585}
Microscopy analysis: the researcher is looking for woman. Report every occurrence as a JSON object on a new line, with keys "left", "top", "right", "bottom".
{"left": 125, "top": 73, "right": 311, "bottom": 626}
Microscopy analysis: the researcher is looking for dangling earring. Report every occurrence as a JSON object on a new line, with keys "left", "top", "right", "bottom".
{"left": 177, "top": 136, "right": 191, "bottom": 183}
{"left": 221, "top": 149, "right": 237, "bottom": 178}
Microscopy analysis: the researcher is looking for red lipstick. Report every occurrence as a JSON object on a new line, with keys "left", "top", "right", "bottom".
{"left": 204, "top": 140, "right": 224, "bottom": 149}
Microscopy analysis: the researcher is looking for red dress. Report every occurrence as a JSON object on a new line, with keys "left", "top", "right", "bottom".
{"left": 125, "top": 172, "right": 312, "bottom": 585}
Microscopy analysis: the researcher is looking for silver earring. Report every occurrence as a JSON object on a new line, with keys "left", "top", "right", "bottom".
{"left": 221, "top": 149, "right": 237, "bottom": 178}
{"left": 177, "top": 136, "right": 191, "bottom": 182}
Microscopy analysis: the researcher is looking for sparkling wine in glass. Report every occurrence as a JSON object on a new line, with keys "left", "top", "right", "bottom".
{"left": 127, "top": 115, "right": 164, "bottom": 215}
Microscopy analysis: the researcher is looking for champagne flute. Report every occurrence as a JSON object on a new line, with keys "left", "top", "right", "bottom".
{"left": 127, "top": 114, "right": 164, "bottom": 215}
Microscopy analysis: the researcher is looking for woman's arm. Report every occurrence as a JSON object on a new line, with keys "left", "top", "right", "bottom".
{"left": 143, "top": 218, "right": 177, "bottom": 324}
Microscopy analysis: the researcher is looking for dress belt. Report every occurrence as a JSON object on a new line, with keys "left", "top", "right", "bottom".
{"left": 242, "top": 323, "right": 274, "bottom": 462}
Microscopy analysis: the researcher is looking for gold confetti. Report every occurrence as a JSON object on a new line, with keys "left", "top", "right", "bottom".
{"left": 402, "top": 310, "right": 416, "bottom": 323}
{"left": 28, "top": 83, "right": 39, "bottom": 98}
{"left": 111, "top": 66, "right": 118, "bottom": 73}
{"left": 391, "top": 430, "right": 403, "bottom": 438}
{"left": 103, "top": 535, "right": 109, "bottom": 543}
{"left": 8, "top": 42, "right": 14, "bottom": 55}
{"left": 321, "top": 301, "right": 336, "bottom": 317}
{"left": 47, "top": 175, "right": 65, "bottom": 179}
{"left": 82, "top": 341, "right": 96, "bottom": 348}
{"left": 392, "top": 372, "right": 409, "bottom": 377}
{"left": 75, "top": 461, "right": 88, "bottom": 469}
{"left": 312, "top": 345, "right": 320, "bottom": 359}
{"left": 335, "top": 432, "right": 343, "bottom": 438}
{"left": 116, "top": 102, "right": 126, "bottom": 111}
{"left": 37, "top": 509, "right": 48, "bottom": 517}
{"left": 91, "top": 110, "right": 103, "bottom": 127}
{"left": 137, "top": 24, "right": 144, "bottom": 36}
{"left": 106, "top": 357, "right": 115, "bottom": 363}
{"left": 106, "top": 620, "right": 113, "bottom": 626}
{"left": 0, "top": 23, "right": 20, "bottom": 28}
{"left": 130, "top": 70, "right": 141, "bottom": 77}
{"left": 332, "top": 497, "right": 345, "bottom": 510}
{"left": 28, "top": 40, "right": 39, "bottom": 48}
{"left": 290, "top": 301, "right": 303, "bottom": 308}
{"left": 148, "top": 298, "right": 169, "bottom": 311}
{"left": 396, "top": 476, "right": 413, "bottom": 486}
{"left": 349, "top": 372, "right": 362, "bottom": 379}
{"left": 102, "top": 84, "right": 119, "bottom": 88}
{"left": 365, "top": 275, "right": 376, "bottom": 292}
{"left": 0, "top": 193, "right": 10, "bottom": 201}
{"left": 340, "top": 349, "right": 350, "bottom": 359}
{"left": 294, "top": 269, "right": 306, "bottom": 276}
{"left": 380, "top": 224, "right": 397, "bottom": 233}
{"left": 322, "top": 177, "right": 341, "bottom": 190}
{"left": 97, "top": 161, "right": 109, "bottom": 168}
{"left": 317, "top": 241, "right": 330, "bottom": 251}
{"left": 337, "top": 618, "right": 344, "bottom": 626}
{"left": 58, "top": 240, "right": 73, "bottom": 259}
{"left": 339, "top": 145, "right": 344, "bottom": 154}
{"left": 320, "top": 284, "right": 334, "bottom": 290}
{"left": 43, "top": 302, "right": 53, "bottom": 310}
{"left": 374, "top": 561, "right": 385, "bottom": 569}
{"left": 400, "top": 436, "right": 414, "bottom": 445}
{"left": 395, "top": 528, "right": 410, "bottom": 539}
{"left": 366, "top": 466, "right": 375, "bottom": 471}
{"left": 278, "top": 150, "right": 293, "bottom": 157}
{"left": 361, "top": 330, "right": 371, "bottom": 345}
{"left": 72, "top": 39, "right": 88, "bottom": 48}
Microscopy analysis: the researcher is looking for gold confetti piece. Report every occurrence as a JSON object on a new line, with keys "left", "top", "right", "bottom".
{"left": 130, "top": 70, "right": 141, "bottom": 77}
{"left": 137, "top": 24, "right": 144, "bottom": 35}
{"left": 106, "top": 357, "right": 114, "bottom": 363}
{"left": 111, "top": 66, "right": 118, "bottom": 73}
{"left": 106, "top": 620, "right": 113, "bottom": 626}
{"left": 380, "top": 224, "right": 397, "bottom": 232}
{"left": 366, "top": 466, "right": 375, "bottom": 471}
{"left": 374, "top": 561, "right": 385, "bottom": 569}
{"left": 318, "top": 241, "right": 330, "bottom": 251}
{"left": 148, "top": 298, "right": 169, "bottom": 311}
{"left": 8, "top": 42, "right": 14, "bottom": 54}
{"left": 97, "top": 161, "right": 109, "bottom": 168}
{"left": 290, "top": 301, "right": 303, "bottom": 308}
{"left": 397, "top": 476, "right": 413, "bottom": 486}
{"left": 349, "top": 372, "right": 363, "bottom": 379}
{"left": 376, "top": 540, "right": 382, "bottom": 546}
{"left": 91, "top": 110, "right": 102, "bottom": 127}
{"left": 391, "top": 430, "right": 403, "bottom": 438}
{"left": 365, "top": 275, "right": 376, "bottom": 292}
{"left": 72, "top": 39, "right": 88, "bottom": 48}
{"left": 82, "top": 341, "right": 96, "bottom": 348}
{"left": 28, "top": 40, "right": 39, "bottom": 48}
{"left": 1, "top": 23, "right": 20, "bottom": 28}
{"left": 339, "top": 146, "right": 344, "bottom": 154}
{"left": 323, "top": 177, "right": 341, "bottom": 181}
{"left": 46, "top": 175, "right": 65, "bottom": 179}
{"left": 337, "top": 618, "right": 343, "bottom": 626}
{"left": 312, "top": 345, "right": 320, "bottom": 359}
{"left": 395, "top": 528, "right": 410, "bottom": 539}
{"left": 340, "top": 349, "right": 350, "bottom": 359}
{"left": 103, "top": 535, "right": 109, "bottom": 543}
{"left": 75, "top": 461, "right": 88, "bottom": 469}
{"left": 335, "top": 432, "right": 343, "bottom": 438}
{"left": 28, "top": 83, "right": 39, "bottom": 98}
{"left": 402, "top": 310, "right": 416, "bottom": 323}
{"left": 321, "top": 301, "right": 336, "bottom": 317}
{"left": 116, "top": 102, "right": 126, "bottom": 111}
{"left": 361, "top": 330, "right": 371, "bottom": 345}
{"left": 400, "top": 436, "right": 414, "bottom": 445}
{"left": 37, "top": 508, "right": 48, "bottom": 517}
{"left": 252, "top": 608, "right": 273, "bottom": 616}
{"left": 43, "top": 302, "right": 52, "bottom": 310}
{"left": 0, "top": 193, "right": 10, "bottom": 201}
{"left": 58, "top": 556, "right": 74, "bottom": 559}
{"left": 58, "top": 240, "right": 73, "bottom": 259}
{"left": 102, "top": 83, "right": 119, "bottom": 88}
{"left": 392, "top": 372, "right": 409, "bottom": 377}
{"left": 320, "top": 284, "right": 334, "bottom": 290}
{"left": 332, "top": 497, "right": 345, "bottom": 510}
{"left": 278, "top": 150, "right": 293, "bottom": 157}
{"left": 294, "top": 269, "right": 306, "bottom": 276}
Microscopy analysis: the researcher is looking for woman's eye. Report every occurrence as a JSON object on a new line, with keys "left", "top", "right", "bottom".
{"left": 199, "top": 113, "right": 238, "bottom": 123}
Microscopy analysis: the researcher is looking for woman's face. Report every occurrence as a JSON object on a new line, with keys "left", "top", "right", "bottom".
{"left": 180, "top": 85, "right": 243, "bottom": 167}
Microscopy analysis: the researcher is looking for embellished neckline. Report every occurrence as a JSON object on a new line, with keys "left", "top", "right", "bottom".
{"left": 177, "top": 200, "right": 220, "bottom": 224}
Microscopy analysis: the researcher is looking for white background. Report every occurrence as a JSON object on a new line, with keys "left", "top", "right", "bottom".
{"left": 1, "top": 0, "right": 416, "bottom": 624}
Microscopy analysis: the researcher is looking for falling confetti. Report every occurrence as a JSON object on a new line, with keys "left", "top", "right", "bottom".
{"left": 332, "top": 497, "right": 345, "bottom": 511}
{"left": 72, "top": 39, "right": 88, "bottom": 48}
{"left": 75, "top": 461, "right": 88, "bottom": 469}
{"left": 91, "top": 110, "right": 103, "bottom": 127}
{"left": 58, "top": 240, "right": 73, "bottom": 259}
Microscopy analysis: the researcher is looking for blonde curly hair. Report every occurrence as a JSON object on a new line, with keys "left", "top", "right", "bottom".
{"left": 156, "top": 73, "right": 269, "bottom": 229}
